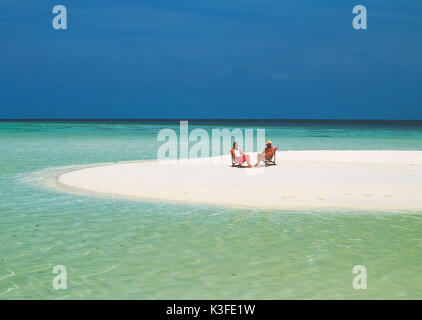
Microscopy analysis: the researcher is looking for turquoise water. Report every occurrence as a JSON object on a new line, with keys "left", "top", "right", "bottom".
{"left": 1, "top": 121, "right": 422, "bottom": 299}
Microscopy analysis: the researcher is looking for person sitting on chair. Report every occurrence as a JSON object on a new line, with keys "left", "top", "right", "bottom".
{"left": 255, "top": 140, "right": 276, "bottom": 167}
{"left": 231, "top": 142, "right": 252, "bottom": 167}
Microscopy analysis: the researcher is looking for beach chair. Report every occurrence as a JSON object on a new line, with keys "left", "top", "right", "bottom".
{"left": 264, "top": 147, "right": 278, "bottom": 166}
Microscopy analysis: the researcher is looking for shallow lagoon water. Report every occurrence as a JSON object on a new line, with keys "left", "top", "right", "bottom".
{"left": 1, "top": 121, "right": 421, "bottom": 299}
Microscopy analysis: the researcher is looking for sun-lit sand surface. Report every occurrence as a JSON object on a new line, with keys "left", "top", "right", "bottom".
{"left": 58, "top": 151, "right": 422, "bottom": 210}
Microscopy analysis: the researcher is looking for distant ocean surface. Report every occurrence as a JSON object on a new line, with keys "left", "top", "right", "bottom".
{"left": 1, "top": 120, "right": 421, "bottom": 299}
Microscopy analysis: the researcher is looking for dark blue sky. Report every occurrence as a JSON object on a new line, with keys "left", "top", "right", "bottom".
{"left": 1, "top": 0, "right": 421, "bottom": 119}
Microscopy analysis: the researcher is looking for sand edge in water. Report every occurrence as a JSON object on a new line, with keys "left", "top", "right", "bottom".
{"left": 58, "top": 150, "right": 422, "bottom": 210}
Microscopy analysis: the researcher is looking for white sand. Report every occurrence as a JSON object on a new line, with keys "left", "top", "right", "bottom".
{"left": 58, "top": 151, "right": 422, "bottom": 210}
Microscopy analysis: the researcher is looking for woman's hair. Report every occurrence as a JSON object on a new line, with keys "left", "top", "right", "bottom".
{"left": 233, "top": 141, "right": 237, "bottom": 148}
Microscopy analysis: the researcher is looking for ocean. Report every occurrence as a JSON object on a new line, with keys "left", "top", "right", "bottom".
{"left": 0, "top": 120, "right": 421, "bottom": 299}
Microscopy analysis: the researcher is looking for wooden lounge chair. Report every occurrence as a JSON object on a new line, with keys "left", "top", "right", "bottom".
{"left": 264, "top": 147, "right": 278, "bottom": 166}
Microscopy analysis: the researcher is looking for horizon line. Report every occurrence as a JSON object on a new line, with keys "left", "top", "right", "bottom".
{"left": 1, "top": 118, "right": 422, "bottom": 123}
